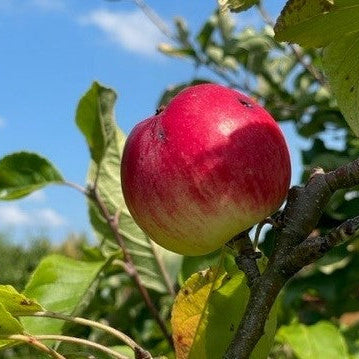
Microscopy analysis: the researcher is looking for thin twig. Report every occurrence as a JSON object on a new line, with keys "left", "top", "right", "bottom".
{"left": 1, "top": 334, "right": 66, "bottom": 359}
{"left": 27, "top": 335, "right": 129, "bottom": 359}
{"left": 25, "top": 311, "right": 141, "bottom": 352}
{"left": 89, "top": 187, "right": 173, "bottom": 348}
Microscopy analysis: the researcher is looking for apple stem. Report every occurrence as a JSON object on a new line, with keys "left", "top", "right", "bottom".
{"left": 224, "top": 156, "right": 359, "bottom": 359}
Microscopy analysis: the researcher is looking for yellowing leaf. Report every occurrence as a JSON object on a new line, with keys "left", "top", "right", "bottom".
{"left": 0, "top": 285, "right": 43, "bottom": 316}
{"left": 274, "top": 0, "right": 359, "bottom": 48}
{"left": 171, "top": 266, "right": 227, "bottom": 359}
{"left": 172, "top": 257, "right": 279, "bottom": 359}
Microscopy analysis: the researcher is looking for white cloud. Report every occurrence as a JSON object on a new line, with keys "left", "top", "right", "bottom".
{"left": 80, "top": 9, "right": 166, "bottom": 57}
{"left": 34, "top": 208, "right": 66, "bottom": 227}
{"left": 0, "top": 204, "right": 66, "bottom": 228}
{"left": 0, "top": 204, "right": 31, "bottom": 225}
{"left": 30, "top": 0, "right": 65, "bottom": 11}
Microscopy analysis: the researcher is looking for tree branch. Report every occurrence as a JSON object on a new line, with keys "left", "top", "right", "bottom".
{"left": 224, "top": 157, "right": 359, "bottom": 358}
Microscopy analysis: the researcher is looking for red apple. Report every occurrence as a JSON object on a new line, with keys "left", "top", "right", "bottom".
{"left": 121, "top": 84, "right": 291, "bottom": 256}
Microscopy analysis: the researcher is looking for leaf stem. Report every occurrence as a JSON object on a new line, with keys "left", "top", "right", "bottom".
{"left": 25, "top": 311, "right": 140, "bottom": 352}
{"left": 25, "top": 334, "right": 129, "bottom": 359}
{"left": 1, "top": 334, "right": 66, "bottom": 359}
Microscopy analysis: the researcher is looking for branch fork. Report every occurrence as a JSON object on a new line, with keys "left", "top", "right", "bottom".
{"left": 225, "top": 157, "right": 359, "bottom": 358}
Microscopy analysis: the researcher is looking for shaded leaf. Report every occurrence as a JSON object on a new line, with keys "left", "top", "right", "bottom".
{"left": 0, "top": 152, "right": 63, "bottom": 200}
{"left": 196, "top": 14, "right": 217, "bottom": 50}
{"left": 277, "top": 321, "right": 350, "bottom": 359}
{"left": 322, "top": 31, "right": 359, "bottom": 137}
{"left": 274, "top": 0, "right": 359, "bottom": 48}
{"left": 76, "top": 82, "right": 117, "bottom": 164}
{"left": 0, "top": 285, "right": 43, "bottom": 316}
{"left": 21, "top": 254, "right": 105, "bottom": 336}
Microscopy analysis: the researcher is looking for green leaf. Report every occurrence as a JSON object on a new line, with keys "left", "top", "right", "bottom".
{"left": 0, "top": 152, "right": 64, "bottom": 200}
{"left": 0, "top": 303, "right": 24, "bottom": 335}
{"left": 172, "top": 257, "right": 277, "bottom": 359}
{"left": 158, "top": 43, "right": 196, "bottom": 58}
{"left": 218, "top": 0, "right": 259, "bottom": 12}
{"left": 274, "top": 0, "right": 359, "bottom": 48}
{"left": 0, "top": 302, "right": 24, "bottom": 350}
{"left": 196, "top": 14, "right": 217, "bottom": 50}
{"left": 76, "top": 81, "right": 117, "bottom": 164}
{"left": 21, "top": 254, "right": 105, "bottom": 335}
{"left": 277, "top": 321, "right": 350, "bottom": 359}
{"left": 0, "top": 285, "right": 43, "bottom": 316}
{"left": 322, "top": 31, "right": 359, "bottom": 136}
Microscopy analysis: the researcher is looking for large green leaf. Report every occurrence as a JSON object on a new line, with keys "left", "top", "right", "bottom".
{"left": 274, "top": 0, "right": 359, "bottom": 48}
{"left": 172, "top": 257, "right": 277, "bottom": 359}
{"left": 277, "top": 321, "right": 350, "bottom": 359}
{"left": 86, "top": 119, "right": 180, "bottom": 294}
{"left": 0, "top": 152, "right": 64, "bottom": 200}
{"left": 21, "top": 254, "right": 105, "bottom": 335}
{"left": 76, "top": 82, "right": 117, "bottom": 164}
{"left": 322, "top": 31, "right": 359, "bottom": 136}
{"left": 0, "top": 285, "right": 43, "bottom": 316}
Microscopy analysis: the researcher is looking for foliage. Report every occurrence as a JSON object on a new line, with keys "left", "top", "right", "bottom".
{"left": 0, "top": 0, "right": 359, "bottom": 358}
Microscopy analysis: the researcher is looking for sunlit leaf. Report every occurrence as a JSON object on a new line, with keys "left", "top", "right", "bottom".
{"left": 274, "top": 0, "right": 359, "bottom": 48}
{"left": 158, "top": 44, "right": 195, "bottom": 58}
{"left": 0, "top": 285, "right": 43, "bottom": 316}
{"left": 218, "top": 0, "right": 259, "bottom": 13}
{"left": 76, "top": 81, "right": 117, "bottom": 164}
{"left": 0, "top": 303, "right": 23, "bottom": 335}
{"left": 277, "top": 321, "right": 350, "bottom": 359}
{"left": 21, "top": 254, "right": 105, "bottom": 335}
{"left": 322, "top": 31, "right": 359, "bottom": 136}
{"left": 0, "top": 302, "right": 24, "bottom": 350}
{"left": 0, "top": 152, "right": 64, "bottom": 200}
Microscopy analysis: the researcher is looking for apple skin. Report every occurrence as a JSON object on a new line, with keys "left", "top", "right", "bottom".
{"left": 121, "top": 84, "right": 291, "bottom": 256}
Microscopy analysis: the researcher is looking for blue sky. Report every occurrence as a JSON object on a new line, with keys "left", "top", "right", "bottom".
{"left": 0, "top": 0, "right": 302, "bottom": 245}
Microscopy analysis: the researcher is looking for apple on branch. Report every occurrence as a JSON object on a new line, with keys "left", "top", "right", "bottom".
{"left": 121, "top": 84, "right": 291, "bottom": 256}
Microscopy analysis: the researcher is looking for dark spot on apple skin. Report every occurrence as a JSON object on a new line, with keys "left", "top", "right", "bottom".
{"left": 345, "top": 75, "right": 350, "bottom": 80}
{"left": 238, "top": 98, "right": 253, "bottom": 108}
{"left": 158, "top": 129, "right": 166, "bottom": 142}
{"left": 183, "top": 289, "right": 189, "bottom": 295}
{"left": 230, "top": 323, "right": 235, "bottom": 332}
{"left": 350, "top": 86, "right": 355, "bottom": 93}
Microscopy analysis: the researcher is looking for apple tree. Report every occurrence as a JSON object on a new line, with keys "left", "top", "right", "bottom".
{"left": 1, "top": 0, "right": 359, "bottom": 358}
